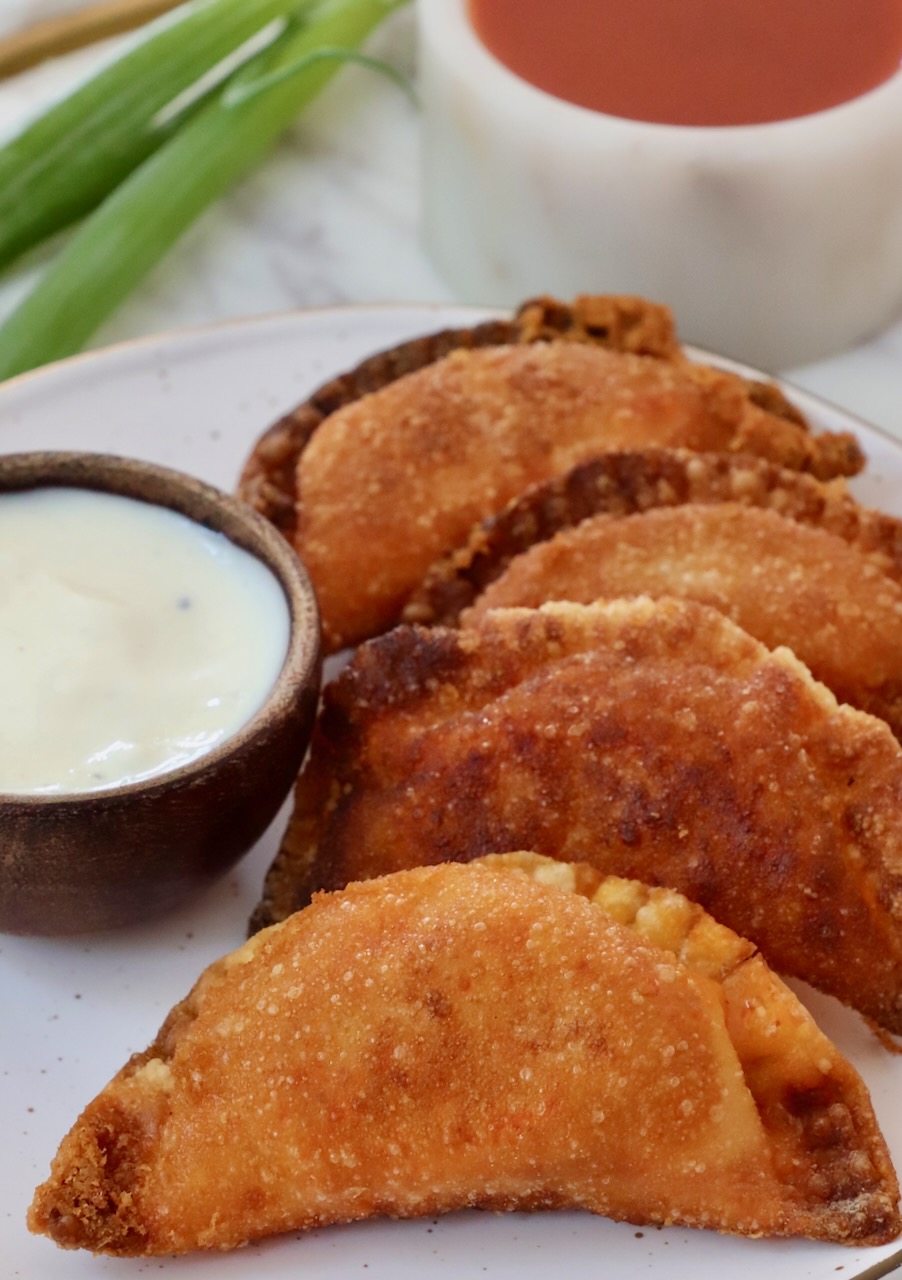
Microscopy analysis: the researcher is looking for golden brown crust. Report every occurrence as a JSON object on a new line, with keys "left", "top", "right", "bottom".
{"left": 458, "top": 502, "right": 902, "bottom": 738}
{"left": 237, "top": 295, "right": 683, "bottom": 534}
{"left": 238, "top": 317, "right": 523, "bottom": 536}
{"left": 252, "top": 598, "right": 902, "bottom": 1034}
{"left": 513, "top": 293, "right": 682, "bottom": 355}
{"left": 293, "top": 344, "right": 863, "bottom": 651}
{"left": 483, "top": 855, "right": 899, "bottom": 1243}
{"left": 29, "top": 861, "right": 900, "bottom": 1254}
{"left": 477, "top": 852, "right": 760, "bottom": 982}
{"left": 404, "top": 449, "right": 902, "bottom": 628}
{"left": 237, "top": 295, "right": 863, "bottom": 652}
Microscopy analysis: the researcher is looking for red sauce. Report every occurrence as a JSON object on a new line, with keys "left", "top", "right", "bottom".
{"left": 467, "top": 0, "right": 902, "bottom": 126}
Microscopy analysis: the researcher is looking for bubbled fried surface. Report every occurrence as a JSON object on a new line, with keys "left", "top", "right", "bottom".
{"left": 237, "top": 294, "right": 683, "bottom": 536}
{"left": 476, "top": 852, "right": 757, "bottom": 982}
{"left": 28, "top": 863, "right": 899, "bottom": 1255}
{"left": 462, "top": 503, "right": 902, "bottom": 738}
{"left": 255, "top": 598, "right": 902, "bottom": 1033}
{"left": 292, "top": 343, "right": 861, "bottom": 651}
{"left": 478, "top": 853, "right": 899, "bottom": 1238}
{"left": 404, "top": 448, "right": 902, "bottom": 629}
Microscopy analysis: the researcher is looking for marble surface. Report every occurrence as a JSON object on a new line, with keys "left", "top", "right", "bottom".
{"left": 1, "top": 3, "right": 902, "bottom": 446}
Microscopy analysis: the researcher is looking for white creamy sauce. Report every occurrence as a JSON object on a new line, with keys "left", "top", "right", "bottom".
{"left": 0, "top": 487, "right": 291, "bottom": 795}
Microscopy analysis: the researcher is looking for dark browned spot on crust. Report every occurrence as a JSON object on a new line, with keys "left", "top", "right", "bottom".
{"left": 29, "top": 1104, "right": 158, "bottom": 1255}
{"left": 403, "top": 449, "right": 894, "bottom": 629}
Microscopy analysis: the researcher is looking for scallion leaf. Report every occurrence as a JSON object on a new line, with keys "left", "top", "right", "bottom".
{"left": 0, "top": 0, "right": 410, "bottom": 381}
{"left": 0, "top": 0, "right": 313, "bottom": 271}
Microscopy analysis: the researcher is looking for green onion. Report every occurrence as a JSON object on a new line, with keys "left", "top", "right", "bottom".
{"left": 0, "top": 0, "right": 409, "bottom": 380}
{"left": 0, "top": 0, "right": 312, "bottom": 271}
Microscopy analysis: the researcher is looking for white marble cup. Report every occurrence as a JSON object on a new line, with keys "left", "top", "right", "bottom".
{"left": 418, "top": 0, "right": 902, "bottom": 369}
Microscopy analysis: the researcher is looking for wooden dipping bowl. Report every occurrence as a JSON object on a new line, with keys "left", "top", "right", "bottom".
{"left": 0, "top": 451, "right": 321, "bottom": 935}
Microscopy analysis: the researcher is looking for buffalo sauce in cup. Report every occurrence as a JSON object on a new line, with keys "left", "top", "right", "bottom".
{"left": 467, "top": 0, "right": 902, "bottom": 127}
{"left": 419, "top": 0, "right": 902, "bottom": 368}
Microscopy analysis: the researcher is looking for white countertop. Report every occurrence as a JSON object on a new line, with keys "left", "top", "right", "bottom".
{"left": 1, "top": 3, "right": 901, "bottom": 446}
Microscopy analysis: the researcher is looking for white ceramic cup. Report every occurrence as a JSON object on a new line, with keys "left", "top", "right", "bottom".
{"left": 418, "top": 0, "right": 902, "bottom": 369}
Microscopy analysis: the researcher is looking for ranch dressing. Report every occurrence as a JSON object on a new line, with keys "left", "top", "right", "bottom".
{"left": 0, "top": 487, "right": 290, "bottom": 795}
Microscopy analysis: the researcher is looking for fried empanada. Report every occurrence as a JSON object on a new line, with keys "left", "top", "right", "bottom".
{"left": 460, "top": 502, "right": 902, "bottom": 737}
{"left": 239, "top": 296, "right": 863, "bottom": 651}
{"left": 29, "top": 859, "right": 900, "bottom": 1254}
{"left": 404, "top": 448, "right": 902, "bottom": 628}
{"left": 239, "top": 294, "right": 685, "bottom": 535}
{"left": 293, "top": 348, "right": 864, "bottom": 651}
{"left": 254, "top": 598, "right": 902, "bottom": 1033}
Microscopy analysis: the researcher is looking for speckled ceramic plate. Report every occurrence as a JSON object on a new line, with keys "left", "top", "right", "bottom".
{"left": 0, "top": 305, "right": 900, "bottom": 1280}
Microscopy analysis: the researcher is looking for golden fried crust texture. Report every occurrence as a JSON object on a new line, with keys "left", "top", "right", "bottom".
{"left": 28, "top": 861, "right": 900, "bottom": 1255}
{"left": 290, "top": 342, "right": 862, "bottom": 651}
{"left": 404, "top": 448, "right": 902, "bottom": 629}
{"left": 462, "top": 503, "right": 902, "bottom": 738}
{"left": 237, "top": 294, "right": 686, "bottom": 537}
{"left": 254, "top": 599, "right": 902, "bottom": 1033}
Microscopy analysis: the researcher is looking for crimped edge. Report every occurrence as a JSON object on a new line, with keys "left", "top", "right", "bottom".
{"left": 402, "top": 448, "right": 902, "bottom": 628}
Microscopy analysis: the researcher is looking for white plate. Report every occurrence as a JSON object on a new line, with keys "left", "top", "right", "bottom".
{"left": 0, "top": 305, "right": 900, "bottom": 1280}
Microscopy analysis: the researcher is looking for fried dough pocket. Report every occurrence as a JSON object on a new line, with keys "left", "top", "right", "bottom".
{"left": 239, "top": 296, "right": 863, "bottom": 652}
{"left": 459, "top": 502, "right": 902, "bottom": 738}
{"left": 239, "top": 294, "right": 689, "bottom": 535}
{"left": 405, "top": 448, "right": 902, "bottom": 628}
{"left": 29, "top": 859, "right": 900, "bottom": 1255}
{"left": 254, "top": 598, "right": 902, "bottom": 1034}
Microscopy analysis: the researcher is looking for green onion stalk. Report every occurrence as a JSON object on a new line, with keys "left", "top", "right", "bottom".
{"left": 0, "top": 0, "right": 410, "bottom": 381}
{"left": 0, "top": 0, "right": 308, "bottom": 270}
